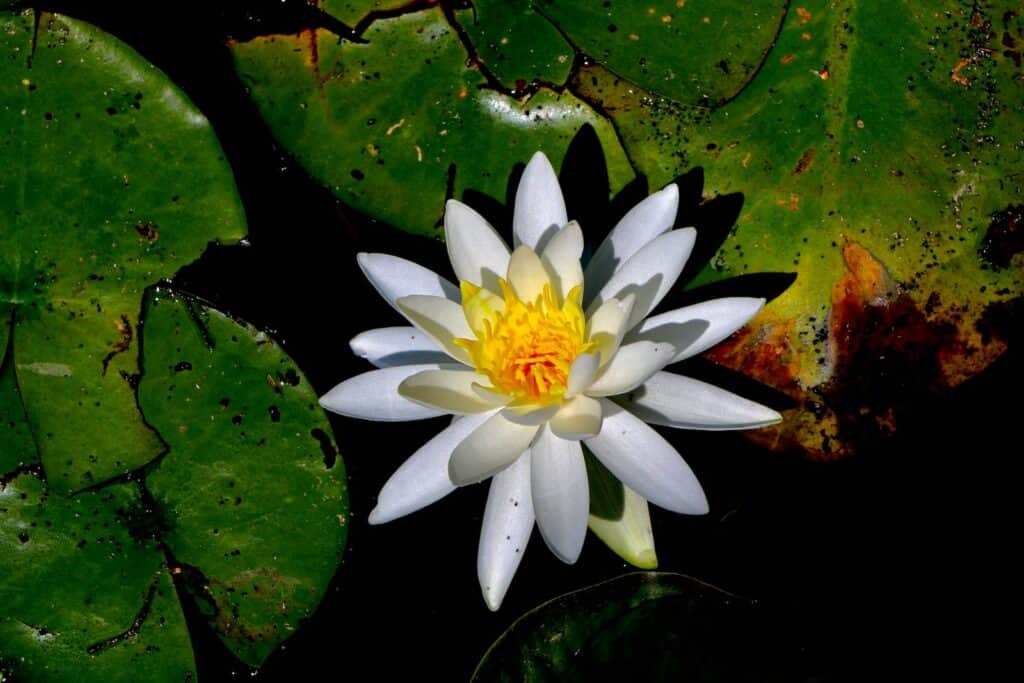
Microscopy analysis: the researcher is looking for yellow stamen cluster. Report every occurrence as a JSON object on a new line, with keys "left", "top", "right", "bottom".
{"left": 458, "top": 280, "right": 592, "bottom": 404}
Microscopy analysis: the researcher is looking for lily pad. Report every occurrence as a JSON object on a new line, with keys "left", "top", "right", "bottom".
{"left": 0, "top": 8, "right": 246, "bottom": 493}
{"left": 0, "top": 473, "right": 195, "bottom": 682}
{"left": 1, "top": 287, "right": 349, "bottom": 678}
{"left": 139, "top": 289, "right": 349, "bottom": 667}
{"left": 230, "top": 4, "right": 633, "bottom": 239}
{"left": 472, "top": 572, "right": 807, "bottom": 682}
{"left": 235, "top": 0, "right": 1022, "bottom": 459}
{"left": 569, "top": 1, "right": 1024, "bottom": 457}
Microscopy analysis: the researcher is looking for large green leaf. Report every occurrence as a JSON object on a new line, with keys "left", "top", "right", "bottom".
{"left": 230, "top": 4, "right": 633, "bottom": 239}
{"left": 0, "top": 473, "right": 195, "bottom": 682}
{"left": 473, "top": 572, "right": 807, "bottom": 682}
{"left": 0, "top": 9, "right": 246, "bottom": 493}
{"left": 139, "top": 289, "right": 349, "bottom": 667}
{"left": 570, "top": 1, "right": 1023, "bottom": 457}
{"left": 235, "top": 0, "right": 1022, "bottom": 458}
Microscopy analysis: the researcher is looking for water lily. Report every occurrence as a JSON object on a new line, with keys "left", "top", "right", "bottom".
{"left": 320, "top": 152, "right": 782, "bottom": 610}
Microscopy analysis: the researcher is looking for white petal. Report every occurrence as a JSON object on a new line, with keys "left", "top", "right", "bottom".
{"left": 506, "top": 245, "right": 552, "bottom": 304}
{"left": 449, "top": 413, "right": 539, "bottom": 485}
{"left": 588, "top": 484, "right": 658, "bottom": 569}
{"left": 399, "top": 369, "right": 501, "bottom": 414}
{"left": 587, "top": 229, "right": 697, "bottom": 332}
{"left": 584, "top": 341, "right": 678, "bottom": 397}
{"left": 369, "top": 411, "right": 493, "bottom": 524}
{"left": 584, "top": 399, "right": 708, "bottom": 515}
{"left": 585, "top": 294, "right": 635, "bottom": 366}
{"left": 585, "top": 294, "right": 630, "bottom": 368}
{"left": 478, "top": 451, "right": 534, "bottom": 611}
{"left": 396, "top": 295, "right": 473, "bottom": 364}
{"left": 540, "top": 221, "right": 584, "bottom": 302}
{"left": 357, "top": 253, "right": 459, "bottom": 314}
{"left": 349, "top": 326, "right": 448, "bottom": 368}
{"left": 444, "top": 199, "right": 510, "bottom": 291}
{"left": 501, "top": 403, "right": 560, "bottom": 426}
{"left": 319, "top": 364, "right": 449, "bottom": 421}
{"left": 513, "top": 151, "right": 567, "bottom": 251}
{"left": 628, "top": 297, "right": 766, "bottom": 362}
{"left": 531, "top": 427, "right": 588, "bottom": 564}
{"left": 565, "top": 352, "right": 599, "bottom": 397}
{"left": 617, "top": 372, "right": 782, "bottom": 430}
{"left": 549, "top": 394, "right": 603, "bottom": 440}
{"left": 583, "top": 184, "right": 679, "bottom": 299}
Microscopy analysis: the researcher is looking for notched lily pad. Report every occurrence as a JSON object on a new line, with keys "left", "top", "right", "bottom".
{"left": 0, "top": 9, "right": 246, "bottom": 492}
{"left": 473, "top": 572, "right": 811, "bottom": 683}
{"left": 139, "top": 288, "right": 349, "bottom": 667}
{"left": 230, "top": 4, "right": 633, "bottom": 238}
{"left": 0, "top": 473, "right": 195, "bottom": 682}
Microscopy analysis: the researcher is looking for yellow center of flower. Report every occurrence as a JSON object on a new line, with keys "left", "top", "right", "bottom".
{"left": 457, "top": 279, "right": 592, "bottom": 404}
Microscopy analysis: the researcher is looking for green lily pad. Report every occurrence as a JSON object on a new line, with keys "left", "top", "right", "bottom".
{"left": 230, "top": 4, "right": 633, "bottom": 239}
{"left": 571, "top": 1, "right": 1024, "bottom": 457}
{"left": 0, "top": 9, "right": 246, "bottom": 493}
{"left": 0, "top": 473, "right": 195, "bottom": 682}
{"left": 473, "top": 572, "right": 806, "bottom": 682}
{"left": 2, "top": 287, "right": 350, "bottom": 677}
{"left": 139, "top": 289, "right": 349, "bottom": 667}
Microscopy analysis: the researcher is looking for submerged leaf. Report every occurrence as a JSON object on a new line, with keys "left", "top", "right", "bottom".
{"left": 473, "top": 572, "right": 809, "bottom": 682}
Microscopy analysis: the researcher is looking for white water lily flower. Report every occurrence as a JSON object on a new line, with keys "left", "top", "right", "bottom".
{"left": 320, "top": 152, "right": 782, "bottom": 610}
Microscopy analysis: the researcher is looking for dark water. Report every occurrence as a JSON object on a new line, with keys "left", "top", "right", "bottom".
{"left": 19, "top": 1, "right": 1015, "bottom": 680}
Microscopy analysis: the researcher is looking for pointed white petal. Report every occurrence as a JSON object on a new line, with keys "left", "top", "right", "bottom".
{"left": 357, "top": 253, "right": 459, "bottom": 314}
{"left": 588, "top": 484, "right": 658, "bottom": 569}
{"left": 584, "top": 341, "right": 678, "bottom": 397}
{"left": 531, "top": 427, "right": 588, "bottom": 564}
{"left": 583, "top": 184, "right": 679, "bottom": 299}
{"left": 617, "top": 372, "right": 782, "bottom": 430}
{"left": 506, "top": 245, "right": 552, "bottom": 304}
{"left": 540, "top": 221, "right": 584, "bottom": 302}
{"left": 349, "top": 326, "right": 449, "bottom": 368}
{"left": 478, "top": 451, "right": 534, "bottom": 611}
{"left": 397, "top": 295, "right": 473, "bottom": 364}
{"left": 585, "top": 294, "right": 635, "bottom": 367}
{"left": 629, "top": 297, "right": 766, "bottom": 362}
{"left": 566, "top": 352, "right": 599, "bottom": 397}
{"left": 587, "top": 229, "right": 697, "bottom": 331}
{"left": 449, "top": 413, "right": 539, "bottom": 485}
{"left": 549, "top": 394, "right": 603, "bottom": 440}
{"left": 513, "top": 152, "right": 567, "bottom": 251}
{"left": 585, "top": 399, "right": 708, "bottom": 515}
{"left": 444, "top": 199, "right": 510, "bottom": 291}
{"left": 399, "top": 369, "right": 500, "bottom": 414}
{"left": 319, "top": 364, "right": 449, "bottom": 421}
{"left": 369, "top": 411, "right": 493, "bottom": 524}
